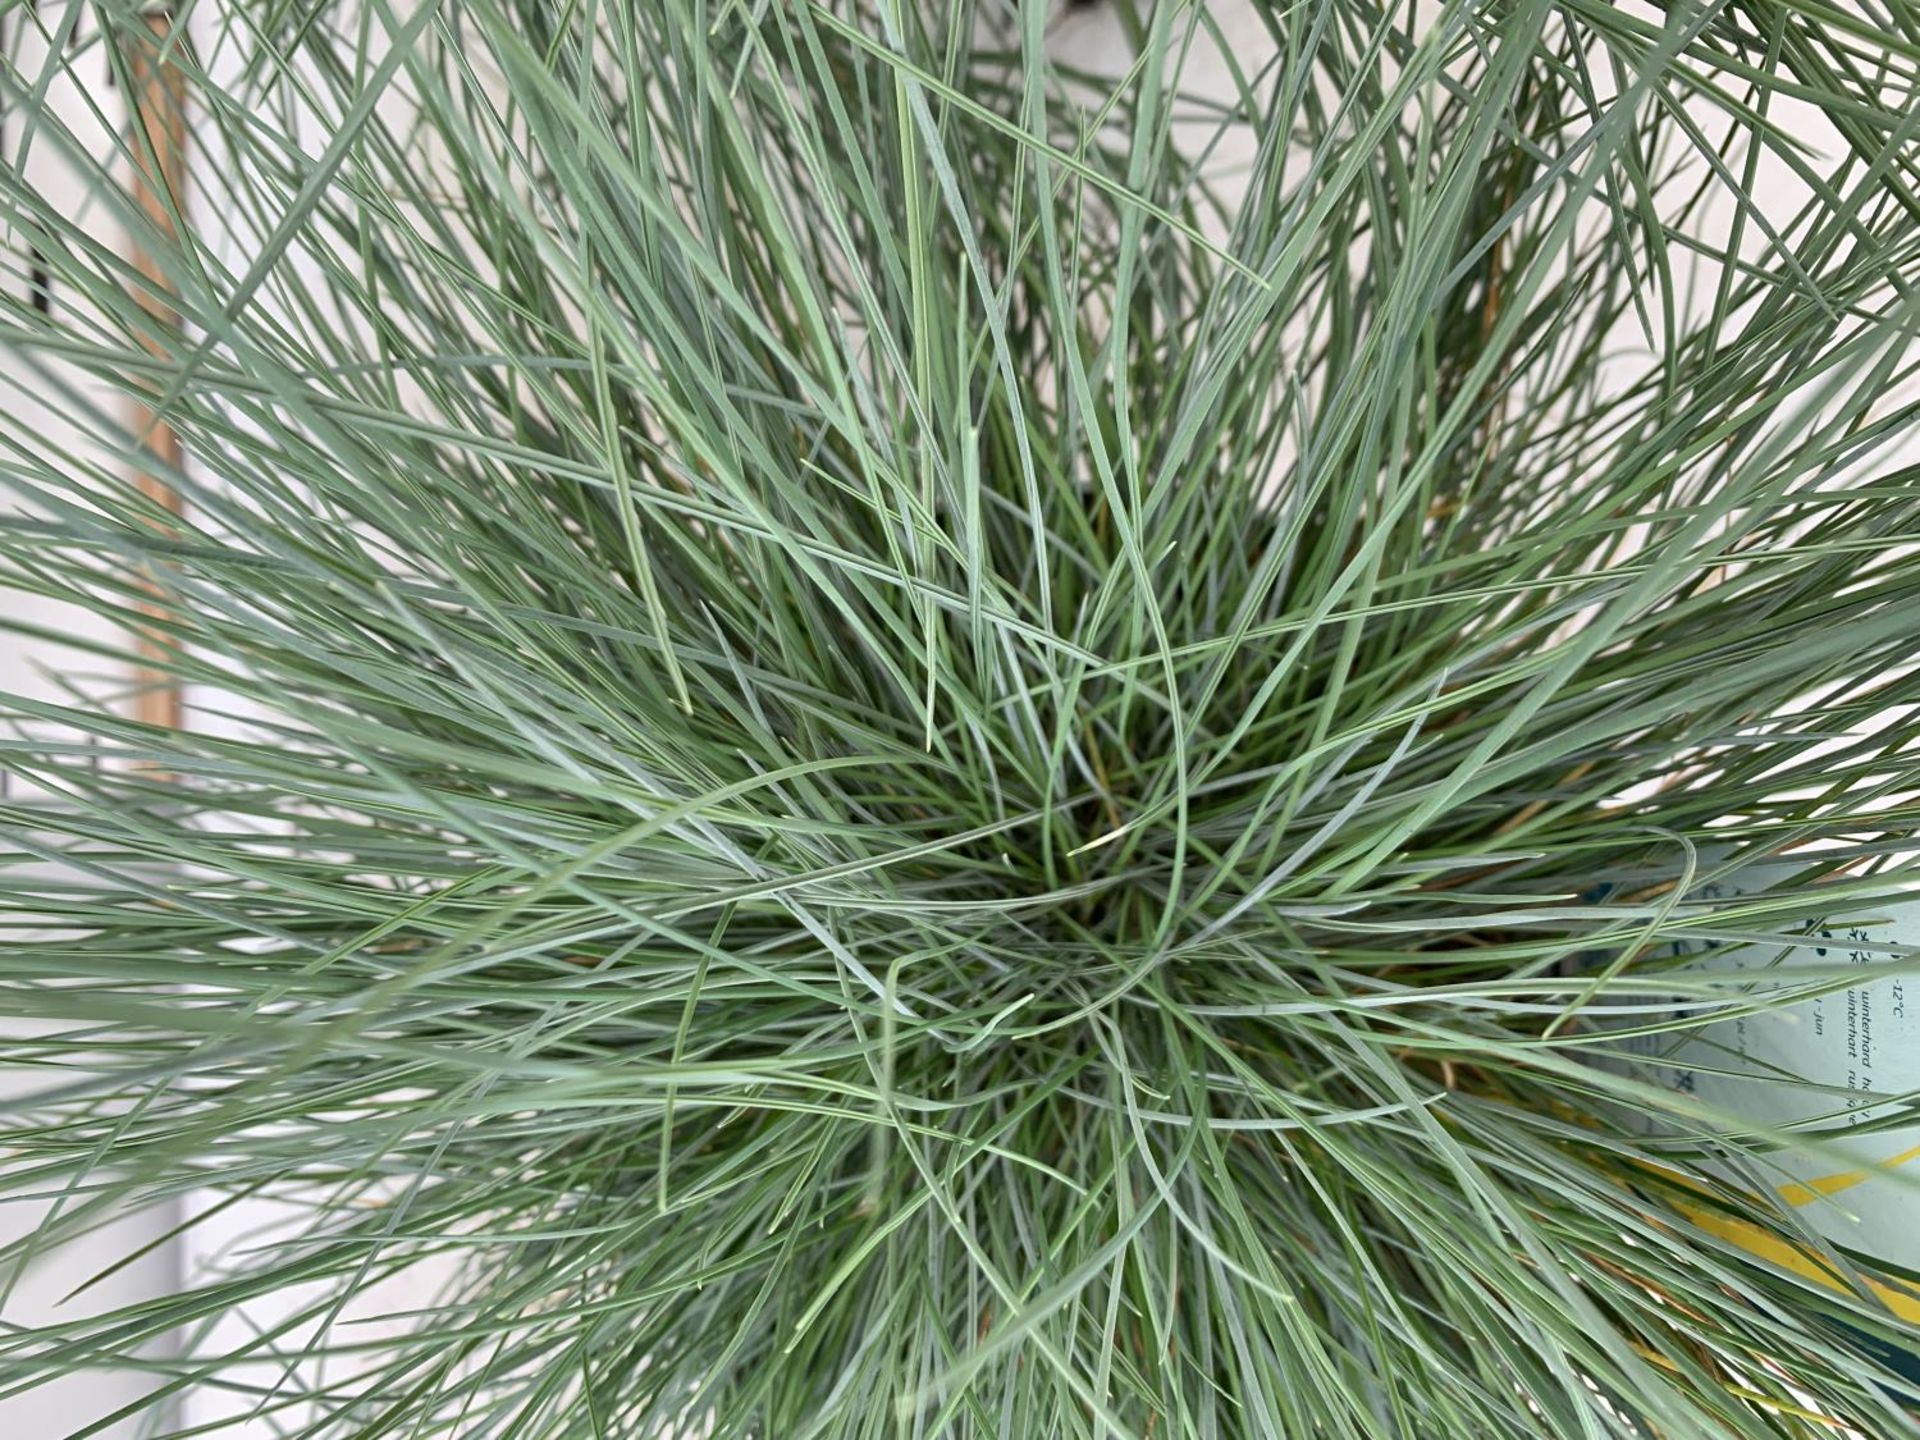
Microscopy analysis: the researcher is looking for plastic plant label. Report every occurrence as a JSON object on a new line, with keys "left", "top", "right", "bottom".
{"left": 1599, "top": 864, "right": 1920, "bottom": 1336}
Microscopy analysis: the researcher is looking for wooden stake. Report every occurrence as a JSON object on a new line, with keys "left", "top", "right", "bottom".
{"left": 127, "top": 12, "right": 186, "bottom": 734}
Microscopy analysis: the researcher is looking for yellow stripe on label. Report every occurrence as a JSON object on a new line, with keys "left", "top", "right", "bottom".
{"left": 1629, "top": 1155, "right": 1920, "bottom": 1324}
{"left": 1680, "top": 1204, "right": 1920, "bottom": 1325}
{"left": 1777, "top": 1143, "right": 1920, "bottom": 1209}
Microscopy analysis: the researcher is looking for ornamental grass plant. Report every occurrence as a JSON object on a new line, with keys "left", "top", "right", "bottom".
{"left": 5, "top": 1, "right": 1920, "bottom": 1436}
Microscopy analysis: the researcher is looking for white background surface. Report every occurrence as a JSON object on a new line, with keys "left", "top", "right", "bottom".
{"left": 1, "top": 8, "right": 181, "bottom": 1437}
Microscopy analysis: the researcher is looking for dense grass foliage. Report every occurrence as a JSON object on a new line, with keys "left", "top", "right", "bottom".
{"left": 5, "top": 1, "right": 1920, "bottom": 1435}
